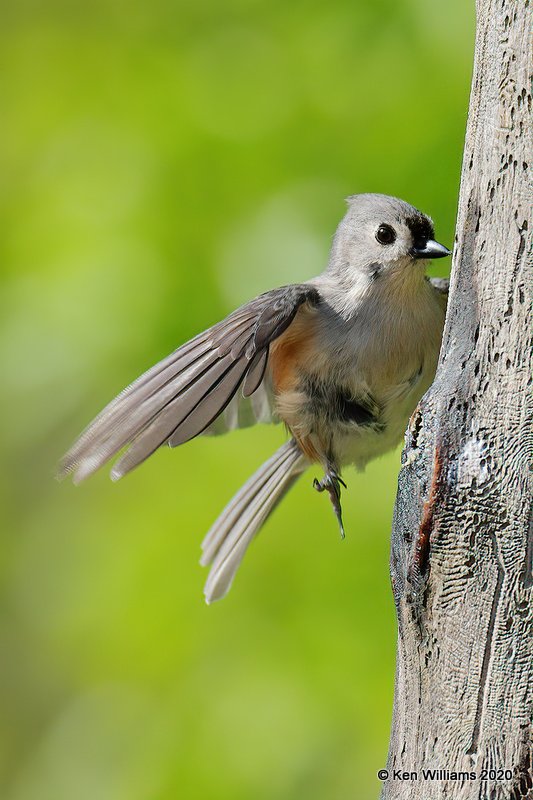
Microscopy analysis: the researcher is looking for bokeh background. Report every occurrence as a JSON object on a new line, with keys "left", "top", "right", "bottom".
{"left": 1, "top": 2, "right": 474, "bottom": 798}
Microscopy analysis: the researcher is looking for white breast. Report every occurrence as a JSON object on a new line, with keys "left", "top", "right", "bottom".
{"left": 313, "top": 271, "right": 445, "bottom": 470}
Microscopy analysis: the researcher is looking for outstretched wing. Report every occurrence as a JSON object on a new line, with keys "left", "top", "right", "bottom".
{"left": 59, "top": 284, "right": 320, "bottom": 484}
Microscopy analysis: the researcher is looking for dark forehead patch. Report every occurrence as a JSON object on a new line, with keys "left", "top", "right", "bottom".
{"left": 405, "top": 214, "right": 434, "bottom": 242}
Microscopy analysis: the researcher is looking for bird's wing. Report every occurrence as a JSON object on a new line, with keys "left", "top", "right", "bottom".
{"left": 59, "top": 284, "right": 321, "bottom": 484}
{"left": 201, "top": 378, "right": 275, "bottom": 436}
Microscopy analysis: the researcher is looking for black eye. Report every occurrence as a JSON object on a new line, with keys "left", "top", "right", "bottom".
{"left": 376, "top": 224, "right": 396, "bottom": 245}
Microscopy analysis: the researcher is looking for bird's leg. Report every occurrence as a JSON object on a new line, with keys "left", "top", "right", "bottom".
{"left": 313, "top": 463, "right": 347, "bottom": 539}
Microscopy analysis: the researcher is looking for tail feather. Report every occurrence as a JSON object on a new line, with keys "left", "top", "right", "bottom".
{"left": 201, "top": 439, "right": 307, "bottom": 603}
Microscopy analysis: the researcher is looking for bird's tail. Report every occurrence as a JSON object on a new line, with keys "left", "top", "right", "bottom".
{"left": 201, "top": 438, "right": 307, "bottom": 603}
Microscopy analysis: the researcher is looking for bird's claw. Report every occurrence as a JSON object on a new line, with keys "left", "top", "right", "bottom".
{"left": 313, "top": 469, "right": 346, "bottom": 539}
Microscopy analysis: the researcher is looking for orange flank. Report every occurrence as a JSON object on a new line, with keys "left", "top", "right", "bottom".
{"left": 269, "top": 307, "right": 317, "bottom": 394}
{"left": 269, "top": 308, "right": 323, "bottom": 464}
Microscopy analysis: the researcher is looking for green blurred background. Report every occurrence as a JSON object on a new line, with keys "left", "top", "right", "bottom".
{"left": 0, "top": 1, "right": 474, "bottom": 798}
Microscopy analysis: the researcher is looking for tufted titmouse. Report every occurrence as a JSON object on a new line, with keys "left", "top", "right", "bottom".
{"left": 59, "top": 193, "right": 451, "bottom": 603}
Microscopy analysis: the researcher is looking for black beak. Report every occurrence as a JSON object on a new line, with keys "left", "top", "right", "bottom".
{"left": 412, "top": 239, "right": 451, "bottom": 260}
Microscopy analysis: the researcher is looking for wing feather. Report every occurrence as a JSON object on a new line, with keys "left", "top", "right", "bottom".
{"left": 59, "top": 284, "right": 320, "bottom": 483}
{"left": 111, "top": 355, "right": 249, "bottom": 478}
{"left": 72, "top": 349, "right": 220, "bottom": 483}
{"left": 242, "top": 349, "right": 269, "bottom": 398}
{"left": 167, "top": 358, "right": 250, "bottom": 448}
{"left": 61, "top": 317, "right": 256, "bottom": 481}
{"left": 63, "top": 309, "right": 259, "bottom": 462}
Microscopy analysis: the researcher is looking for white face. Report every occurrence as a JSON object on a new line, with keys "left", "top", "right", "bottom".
{"left": 358, "top": 213, "right": 435, "bottom": 270}
{"left": 331, "top": 195, "right": 449, "bottom": 277}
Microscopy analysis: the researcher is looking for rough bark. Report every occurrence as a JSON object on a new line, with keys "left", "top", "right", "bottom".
{"left": 382, "top": 2, "right": 532, "bottom": 799}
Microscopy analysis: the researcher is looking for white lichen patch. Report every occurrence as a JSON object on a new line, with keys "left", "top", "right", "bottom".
{"left": 456, "top": 436, "right": 490, "bottom": 488}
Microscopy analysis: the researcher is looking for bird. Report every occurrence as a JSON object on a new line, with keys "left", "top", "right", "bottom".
{"left": 59, "top": 193, "right": 451, "bottom": 603}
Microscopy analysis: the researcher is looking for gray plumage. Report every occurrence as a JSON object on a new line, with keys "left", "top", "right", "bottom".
{"left": 59, "top": 284, "right": 318, "bottom": 484}
{"left": 59, "top": 193, "right": 450, "bottom": 603}
{"left": 201, "top": 439, "right": 307, "bottom": 602}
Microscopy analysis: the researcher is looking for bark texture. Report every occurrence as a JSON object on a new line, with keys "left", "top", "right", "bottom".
{"left": 382, "top": 2, "right": 532, "bottom": 799}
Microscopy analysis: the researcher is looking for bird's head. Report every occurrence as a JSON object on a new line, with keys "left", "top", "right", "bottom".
{"left": 329, "top": 193, "right": 451, "bottom": 282}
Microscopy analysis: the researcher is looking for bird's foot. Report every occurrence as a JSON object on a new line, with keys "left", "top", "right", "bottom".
{"left": 313, "top": 468, "right": 347, "bottom": 539}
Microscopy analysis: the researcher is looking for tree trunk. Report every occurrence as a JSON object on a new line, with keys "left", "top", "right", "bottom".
{"left": 381, "top": 2, "right": 532, "bottom": 799}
